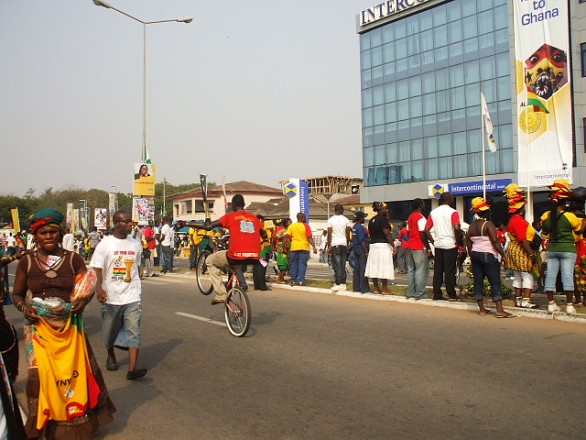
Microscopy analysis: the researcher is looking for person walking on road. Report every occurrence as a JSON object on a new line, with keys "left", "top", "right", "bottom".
{"left": 424, "top": 192, "right": 462, "bottom": 301}
{"left": 405, "top": 198, "right": 431, "bottom": 300}
{"left": 465, "top": 197, "right": 513, "bottom": 318}
{"left": 327, "top": 204, "right": 351, "bottom": 291}
{"left": 351, "top": 211, "right": 370, "bottom": 293}
{"left": 282, "top": 213, "right": 317, "bottom": 286}
{"left": 365, "top": 202, "right": 395, "bottom": 295}
{"left": 91, "top": 210, "right": 148, "bottom": 380}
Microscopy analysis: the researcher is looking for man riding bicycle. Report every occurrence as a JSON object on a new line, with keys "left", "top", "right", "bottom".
{"left": 188, "top": 194, "right": 267, "bottom": 304}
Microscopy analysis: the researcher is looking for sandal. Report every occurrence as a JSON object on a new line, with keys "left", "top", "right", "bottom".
{"left": 495, "top": 312, "right": 515, "bottom": 318}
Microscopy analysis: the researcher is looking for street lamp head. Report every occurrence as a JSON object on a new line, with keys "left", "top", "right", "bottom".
{"left": 93, "top": 0, "right": 111, "bottom": 8}
{"left": 178, "top": 17, "right": 193, "bottom": 23}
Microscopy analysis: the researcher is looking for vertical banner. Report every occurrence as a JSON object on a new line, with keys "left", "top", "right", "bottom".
{"left": 10, "top": 208, "right": 20, "bottom": 232}
{"left": 72, "top": 209, "right": 79, "bottom": 235}
{"left": 513, "top": 0, "right": 572, "bottom": 186}
{"left": 108, "top": 193, "right": 117, "bottom": 228}
{"left": 94, "top": 208, "right": 108, "bottom": 230}
{"left": 133, "top": 197, "right": 155, "bottom": 225}
{"left": 133, "top": 163, "right": 156, "bottom": 196}
{"left": 66, "top": 203, "right": 73, "bottom": 227}
{"left": 284, "top": 178, "right": 310, "bottom": 220}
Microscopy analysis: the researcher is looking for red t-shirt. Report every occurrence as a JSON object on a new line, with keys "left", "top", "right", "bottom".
{"left": 219, "top": 211, "right": 262, "bottom": 259}
{"left": 507, "top": 214, "right": 529, "bottom": 242}
{"left": 406, "top": 212, "right": 426, "bottom": 251}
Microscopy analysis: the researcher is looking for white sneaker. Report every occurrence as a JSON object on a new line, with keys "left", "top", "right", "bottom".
{"left": 521, "top": 300, "right": 538, "bottom": 309}
{"left": 547, "top": 302, "right": 561, "bottom": 313}
{"left": 566, "top": 304, "right": 577, "bottom": 315}
{"left": 331, "top": 284, "right": 340, "bottom": 291}
{"left": 337, "top": 284, "right": 347, "bottom": 291}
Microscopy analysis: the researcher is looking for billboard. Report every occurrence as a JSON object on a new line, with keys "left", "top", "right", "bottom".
{"left": 133, "top": 163, "right": 156, "bottom": 197}
{"left": 513, "top": 0, "right": 572, "bottom": 186}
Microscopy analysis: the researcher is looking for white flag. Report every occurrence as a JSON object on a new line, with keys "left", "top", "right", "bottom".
{"left": 481, "top": 92, "right": 497, "bottom": 153}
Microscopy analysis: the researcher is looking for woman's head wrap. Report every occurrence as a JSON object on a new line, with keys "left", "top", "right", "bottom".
{"left": 30, "top": 208, "right": 64, "bottom": 234}
{"left": 503, "top": 183, "right": 526, "bottom": 214}
{"left": 548, "top": 178, "right": 572, "bottom": 203}
{"left": 470, "top": 197, "right": 490, "bottom": 213}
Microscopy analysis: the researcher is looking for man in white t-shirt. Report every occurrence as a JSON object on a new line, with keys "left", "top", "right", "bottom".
{"left": 62, "top": 227, "right": 75, "bottom": 251}
{"left": 327, "top": 204, "right": 351, "bottom": 291}
{"left": 157, "top": 217, "right": 174, "bottom": 274}
{"left": 424, "top": 192, "right": 461, "bottom": 301}
{"left": 91, "top": 210, "right": 147, "bottom": 381}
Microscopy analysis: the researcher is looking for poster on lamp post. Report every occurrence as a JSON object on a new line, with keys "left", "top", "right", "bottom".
{"left": 133, "top": 197, "right": 155, "bottom": 226}
{"left": 133, "top": 163, "right": 156, "bottom": 197}
{"left": 94, "top": 208, "right": 108, "bottom": 230}
{"left": 513, "top": 0, "right": 573, "bottom": 187}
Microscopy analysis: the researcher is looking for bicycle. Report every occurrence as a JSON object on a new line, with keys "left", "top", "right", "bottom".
{"left": 196, "top": 250, "right": 251, "bottom": 337}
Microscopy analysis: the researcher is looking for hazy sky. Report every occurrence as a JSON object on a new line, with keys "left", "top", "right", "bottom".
{"left": 0, "top": 1, "right": 374, "bottom": 196}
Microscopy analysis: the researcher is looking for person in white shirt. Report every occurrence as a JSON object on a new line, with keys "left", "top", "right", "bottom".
{"left": 327, "top": 204, "right": 351, "bottom": 291}
{"left": 62, "top": 227, "right": 75, "bottom": 251}
{"left": 91, "top": 210, "right": 147, "bottom": 380}
{"left": 157, "top": 217, "right": 174, "bottom": 273}
{"left": 424, "top": 192, "right": 462, "bottom": 301}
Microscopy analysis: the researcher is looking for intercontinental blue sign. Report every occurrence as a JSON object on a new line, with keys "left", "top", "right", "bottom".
{"left": 448, "top": 179, "right": 512, "bottom": 196}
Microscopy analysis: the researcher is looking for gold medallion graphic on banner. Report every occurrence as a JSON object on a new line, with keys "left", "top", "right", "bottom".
{"left": 518, "top": 109, "right": 543, "bottom": 134}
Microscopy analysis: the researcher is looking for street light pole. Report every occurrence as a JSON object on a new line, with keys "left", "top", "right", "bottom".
{"left": 92, "top": 0, "right": 193, "bottom": 161}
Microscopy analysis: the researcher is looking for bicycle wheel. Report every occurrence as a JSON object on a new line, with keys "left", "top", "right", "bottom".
{"left": 224, "top": 288, "right": 251, "bottom": 337}
{"left": 196, "top": 250, "right": 214, "bottom": 296}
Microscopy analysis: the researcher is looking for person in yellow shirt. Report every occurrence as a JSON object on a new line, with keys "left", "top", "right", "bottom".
{"left": 188, "top": 225, "right": 205, "bottom": 270}
{"left": 281, "top": 213, "right": 317, "bottom": 286}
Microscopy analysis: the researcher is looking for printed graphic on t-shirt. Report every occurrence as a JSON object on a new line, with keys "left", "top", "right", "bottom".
{"left": 240, "top": 220, "right": 255, "bottom": 234}
{"left": 111, "top": 251, "right": 137, "bottom": 283}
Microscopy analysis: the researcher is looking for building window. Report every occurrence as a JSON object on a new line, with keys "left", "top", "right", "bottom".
{"left": 582, "top": 43, "right": 586, "bottom": 76}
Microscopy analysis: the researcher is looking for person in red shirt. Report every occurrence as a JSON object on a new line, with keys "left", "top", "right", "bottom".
{"left": 189, "top": 194, "right": 266, "bottom": 304}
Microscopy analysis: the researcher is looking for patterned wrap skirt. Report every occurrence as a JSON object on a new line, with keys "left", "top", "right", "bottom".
{"left": 505, "top": 240, "right": 532, "bottom": 273}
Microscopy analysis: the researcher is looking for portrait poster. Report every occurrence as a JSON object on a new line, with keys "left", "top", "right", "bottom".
{"left": 94, "top": 208, "right": 108, "bottom": 230}
{"left": 72, "top": 209, "right": 79, "bottom": 234}
{"left": 133, "top": 197, "right": 155, "bottom": 226}
{"left": 133, "top": 163, "right": 156, "bottom": 197}
{"left": 513, "top": 0, "right": 573, "bottom": 186}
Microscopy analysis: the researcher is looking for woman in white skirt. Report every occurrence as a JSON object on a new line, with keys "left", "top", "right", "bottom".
{"left": 365, "top": 202, "right": 396, "bottom": 294}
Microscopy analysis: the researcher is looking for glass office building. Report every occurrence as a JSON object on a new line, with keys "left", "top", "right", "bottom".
{"left": 357, "top": 0, "right": 586, "bottom": 223}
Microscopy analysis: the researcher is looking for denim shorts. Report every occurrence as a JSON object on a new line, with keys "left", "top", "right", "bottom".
{"left": 101, "top": 301, "right": 143, "bottom": 349}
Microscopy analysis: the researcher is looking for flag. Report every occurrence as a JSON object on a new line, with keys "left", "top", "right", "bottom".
{"left": 143, "top": 148, "right": 152, "bottom": 164}
{"left": 526, "top": 91, "right": 550, "bottom": 114}
{"left": 481, "top": 92, "right": 497, "bottom": 153}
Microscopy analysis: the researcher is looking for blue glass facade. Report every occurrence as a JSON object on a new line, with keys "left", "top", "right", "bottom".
{"left": 360, "top": 0, "right": 514, "bottom": 188}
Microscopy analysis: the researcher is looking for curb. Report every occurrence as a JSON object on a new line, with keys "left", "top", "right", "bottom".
{"left": 156, "top": 271, "right": 586, "bottom": 324}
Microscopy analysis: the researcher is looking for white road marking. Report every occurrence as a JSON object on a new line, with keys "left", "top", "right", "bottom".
{"left": 176, "top": 311, "right": 226, "bottom": 327}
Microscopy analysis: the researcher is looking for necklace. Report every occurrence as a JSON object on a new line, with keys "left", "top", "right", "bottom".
{"left": 35, "top": 250, "right": 64, "bottom": 278}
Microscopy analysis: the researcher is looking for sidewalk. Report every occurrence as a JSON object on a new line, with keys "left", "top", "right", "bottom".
{"left": 161, "top": 257, "right": 586, "bottom": 324}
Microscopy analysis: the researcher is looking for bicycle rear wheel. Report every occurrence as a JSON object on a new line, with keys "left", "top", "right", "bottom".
{"left": 196, "top": 250, "right": 214, "bottom": 296}
{"left": 224, "top": 288, "right": 251, "bottom": 337}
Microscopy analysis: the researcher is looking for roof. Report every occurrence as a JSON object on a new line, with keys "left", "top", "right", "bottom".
{"left": 169, "top": 180, "right": 282, "bottom": 200}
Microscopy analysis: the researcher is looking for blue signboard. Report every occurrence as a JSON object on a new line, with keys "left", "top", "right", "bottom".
{"left": 448, "top": 179, "right": 512, "bottom": 196}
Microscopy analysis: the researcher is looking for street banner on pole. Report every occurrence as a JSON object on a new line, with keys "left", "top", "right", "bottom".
{"left": 94, "top": 208, "right": 108, "bottom": 230}
{"left": 133, "top": 197, "right": 155, "bottom": 225}
{"left": 133, "top": 163, "right": 156, "bottom": 196}
{"left": 10, "top": 208, "right": 20, "bottom": 232}
{"left": 66, "top": 203, "right": 73, "bottom": 227}
{"left": 513, "top": 0, "right": 573, "bottom": 186}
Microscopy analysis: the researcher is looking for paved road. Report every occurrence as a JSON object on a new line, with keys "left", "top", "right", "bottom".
{"left": 8, "top": 271, "right": 585, "bottom": 439}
